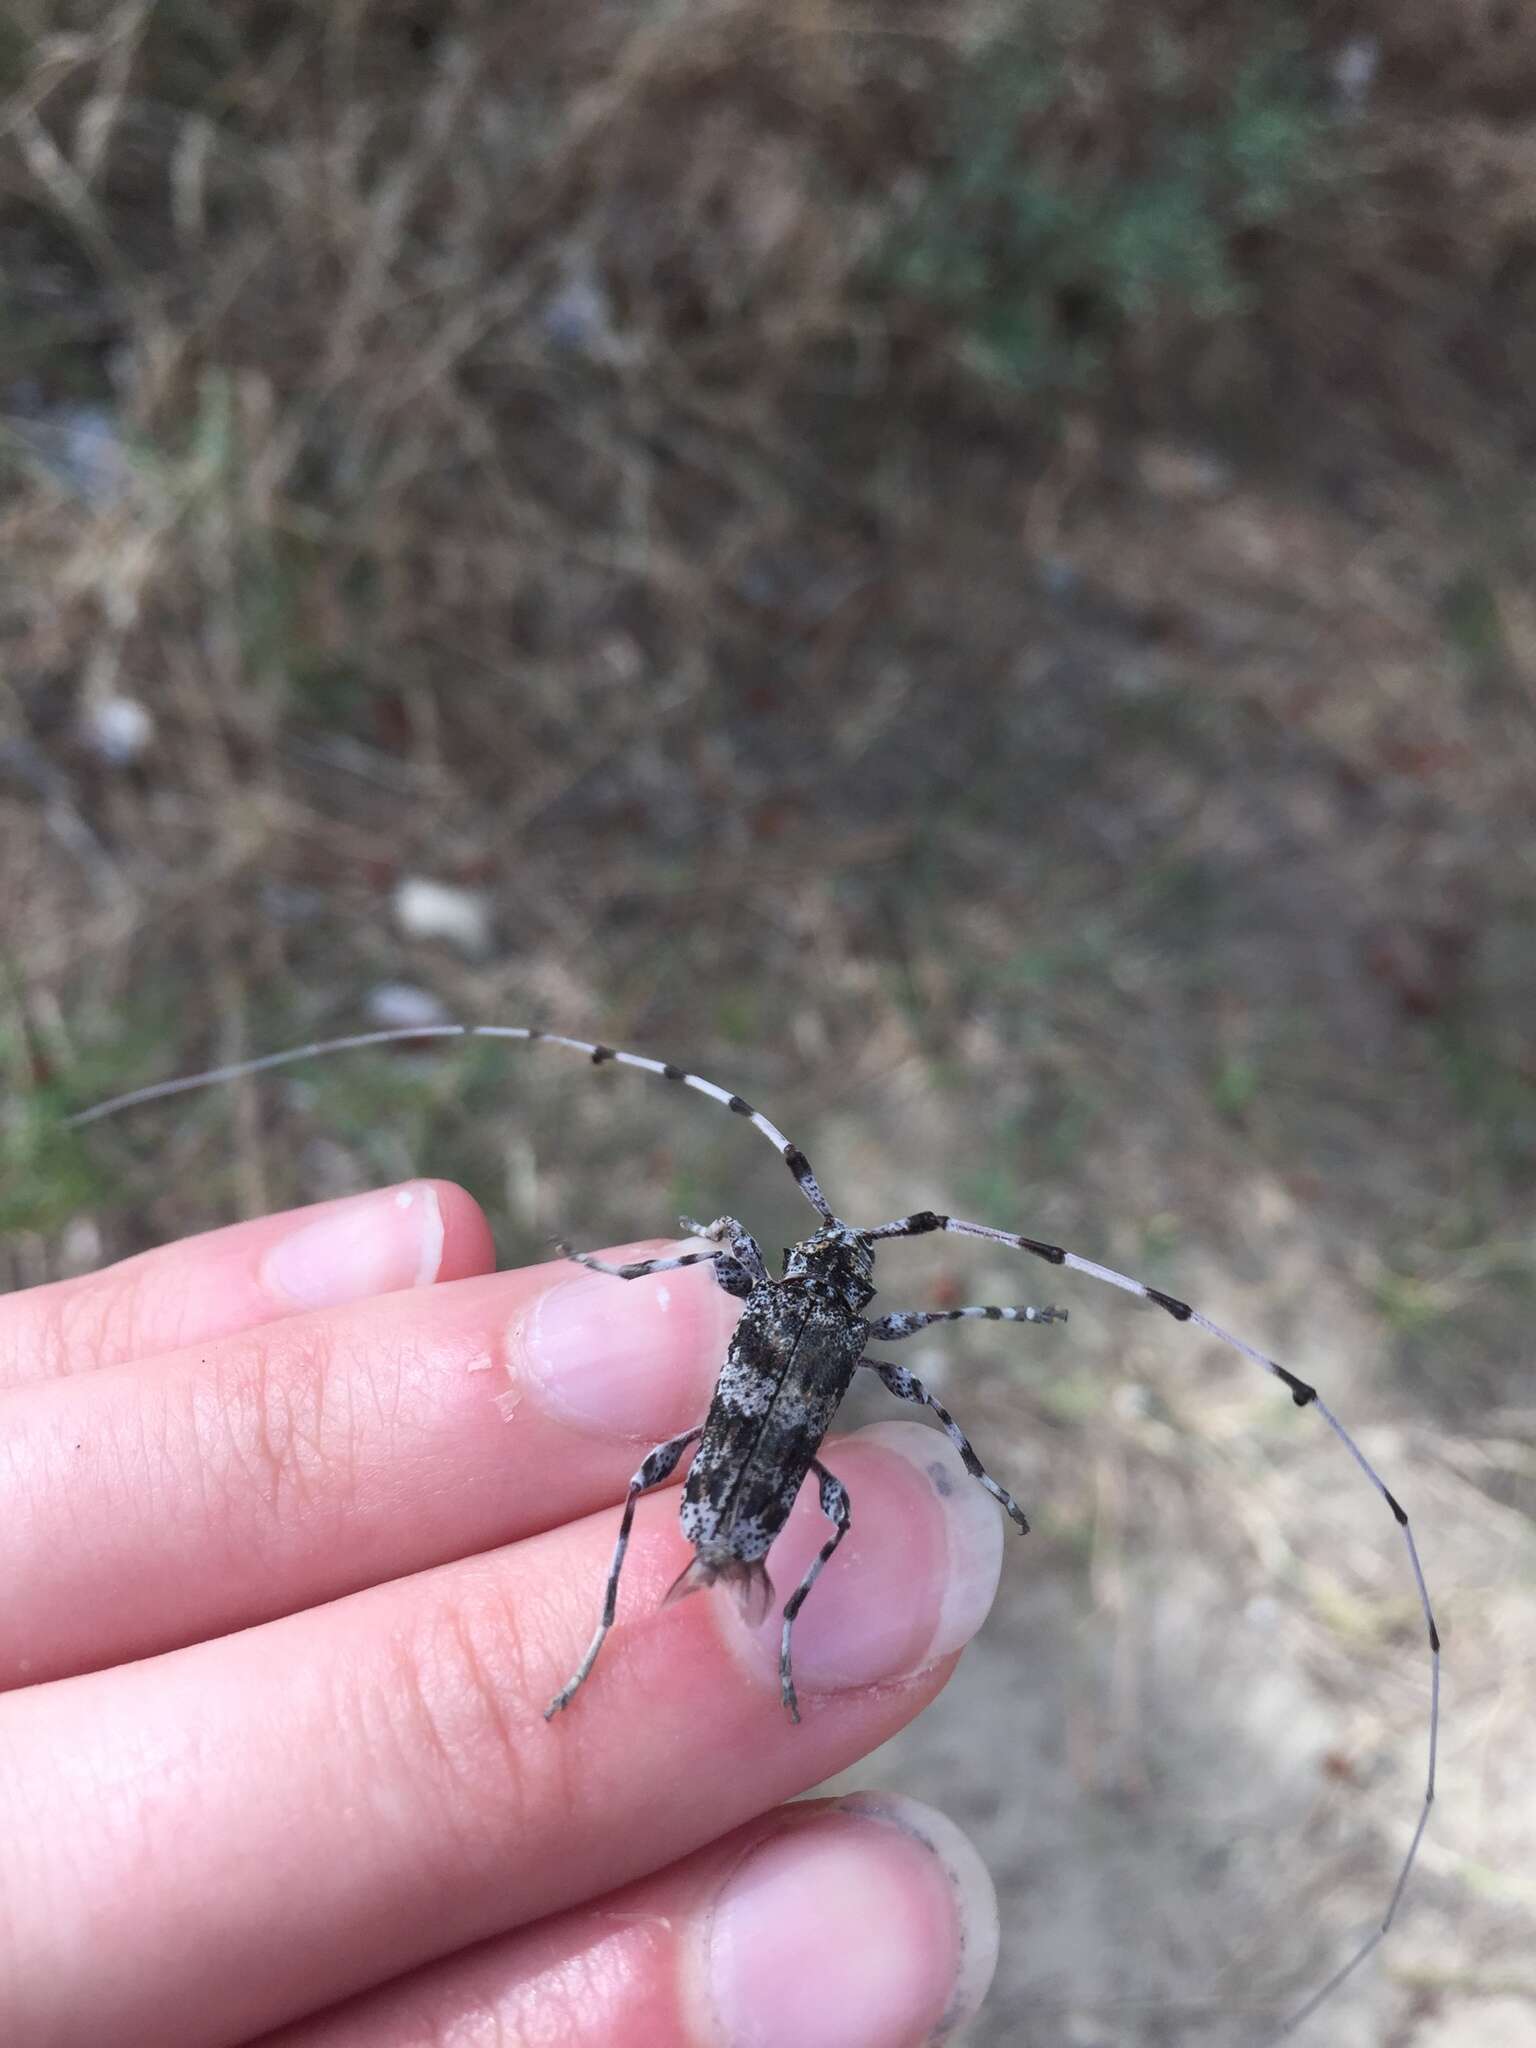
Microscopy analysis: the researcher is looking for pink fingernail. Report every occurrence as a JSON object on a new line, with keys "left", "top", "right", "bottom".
{"left": 261, "top": 1184, "right": 445, "bottom": 1310}
{"left": 725, "top": 1419, "right": 1005, "bottom": 1701}
{"left": 831, "top": 1794, "right": 1000, "bottom": 2038}
{"left": 704, "top": 1799, "right": 996, "bottom": 2048}
{"left": 514, "top": 1242, "right": 740, "bottom": 1439}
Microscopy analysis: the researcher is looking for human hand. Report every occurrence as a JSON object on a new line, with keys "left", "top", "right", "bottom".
{"left": 0, "top": 1180, "right": 1002, "bottom": 2047}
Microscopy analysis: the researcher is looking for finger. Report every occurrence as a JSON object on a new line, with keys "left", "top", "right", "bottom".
{"left": 1, "top": 1423, "right": 1003, "bottom": 2048}
{"left": 1, "top": 1241, "right": 742, "bottom": 1687}
{"left": 255, "top": 1793, "right": 998, "bottom": 2048}
{"left": 0, "top": 1181, "right": 496, "bottom": 1387}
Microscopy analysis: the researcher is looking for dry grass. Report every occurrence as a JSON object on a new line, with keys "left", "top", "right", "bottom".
{"left": 2, "top": 3, "right": 1535, "bottom": 2041}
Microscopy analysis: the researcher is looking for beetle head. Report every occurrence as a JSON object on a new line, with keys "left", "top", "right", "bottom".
{"left": 781, "top": 1222, "right": 876, "bottom": 1312}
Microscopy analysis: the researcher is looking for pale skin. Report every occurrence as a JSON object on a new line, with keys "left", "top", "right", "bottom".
{"left": 0, "top": 1178, "right": 1003, "bottom": 2048}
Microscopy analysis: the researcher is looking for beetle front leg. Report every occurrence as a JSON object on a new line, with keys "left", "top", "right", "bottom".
{"left": 679, "top": 1215, "right": 769, "bottom": 1292}
{"left": 556, "top": 1242, "right": 726, "bottom": 1283}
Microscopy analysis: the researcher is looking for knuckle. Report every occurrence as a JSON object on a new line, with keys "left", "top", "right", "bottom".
{"left": 205, "top": 1323, "right": 334, "bottom": 1517}
{"left": 194, "top": 1312, "right": 411, "bottom": 1539}
{"left": 374, "top": 1578, "right": 553, "bottom": 1865}
{"left": 44, "top": 1275, "right": 128, "bottom": 1377}
{"left": 47, "top": 1253, "right": 197, "bottom": 1376}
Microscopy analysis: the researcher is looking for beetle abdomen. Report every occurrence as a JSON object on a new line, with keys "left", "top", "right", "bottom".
{"left": 680, "top": 1284, "right": 866, "bottom": 1562}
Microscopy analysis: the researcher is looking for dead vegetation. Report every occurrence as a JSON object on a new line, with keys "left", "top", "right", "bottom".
{"left": 2, "top": 3, "right": 1534, "bottom": 2041}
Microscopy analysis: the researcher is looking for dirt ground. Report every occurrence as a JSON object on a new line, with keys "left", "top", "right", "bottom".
{"left": 2, "top": 5, "right": 1534, "bottom": 2043}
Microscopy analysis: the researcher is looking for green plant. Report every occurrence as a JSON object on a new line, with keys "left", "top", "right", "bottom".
{"left": 878, "top": 7, "right": 1335, "bottom": 391}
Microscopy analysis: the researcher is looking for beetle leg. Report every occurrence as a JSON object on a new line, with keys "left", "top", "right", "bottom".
{"left": 778, "top": 1458, "right": 851, "bottom": 1724}
{"left": 863, "top": 1358, "right": 1030, "bottom": 1535}
{"left": 544, "top": 1425, "right": 702, "bottom": 1719}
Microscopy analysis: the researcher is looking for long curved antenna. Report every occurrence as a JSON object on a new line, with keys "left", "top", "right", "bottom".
{"left": 867, "top": 1206, "right": 1438, "bottom": 2038}
{"left": 65, "top": 1023, "right": 835, "bottom": 1221}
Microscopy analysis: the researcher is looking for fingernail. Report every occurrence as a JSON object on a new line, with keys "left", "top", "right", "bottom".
{"left": 261, "top": 1184, "right": 444, "bottom": 1310}
{"left": 831, "top": 1794, "right": 1000, "bottom": 2038}
{"left": 515, "top": 1243, "right": 741, "bottom": 1438}
{"left": 704, "top": 1797, "right": 997, "bottom": 2048}
{"left": 728, "top": 1419, "right": 1005, "bottom": 1699}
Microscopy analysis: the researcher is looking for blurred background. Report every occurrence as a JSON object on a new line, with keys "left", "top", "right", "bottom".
{"left": 1, "top": 3, "right": 1533, "bottom": 2041}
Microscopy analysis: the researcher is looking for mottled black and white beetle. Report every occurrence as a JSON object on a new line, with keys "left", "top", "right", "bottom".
{"left": 68, "top": 1021, "right": 1440, "bottom": 2039}
{"left": 544, "top": 1207, "right": 1061, "bottom": 1723}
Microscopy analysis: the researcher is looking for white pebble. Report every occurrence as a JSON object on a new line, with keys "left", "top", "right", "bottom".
{"left": 80, "top": 695, "right": 154, "bottom": 765}
{"left": 365, "top": 981, "right": 452, "bottom": 1030}
{"left": 392, "top": 877, "right": 493, "bottom": 957}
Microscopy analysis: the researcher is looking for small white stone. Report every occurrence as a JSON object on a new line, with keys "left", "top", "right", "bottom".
{"left": 392, "top": 877, "right": 493, "bottom": 957}
{"left": 1111, "top": 1380, "right": 1154, "bottom": 1421}
{"left": 80, "top": 694, "right": 154, "bottom": 765}
{"left": 60, "top": 1216, "right": 103, "bottom": 1275}
{"left": 13, "top": 400, "right": 129, "bottom": 505}
{"left": 365, "top": 981, "right": 451, "bottom": 1031}
{"left": 541, "top": 273, "right": 614, "bottom": 355}
{"left": 1331, "top": 36, "right": 1378, "bottom": 113}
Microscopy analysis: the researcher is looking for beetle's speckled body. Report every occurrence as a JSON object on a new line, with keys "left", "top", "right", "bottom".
{"left": 680, "top": 1252, "right": 871, "bottom": 1575}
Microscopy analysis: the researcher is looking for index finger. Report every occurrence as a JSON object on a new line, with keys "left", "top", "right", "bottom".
{"left": 0, "top": 1181, "right": 497, "bottom": 1386}
{"left": 1, "top": 1239, "right": 741, "bottom": 1685}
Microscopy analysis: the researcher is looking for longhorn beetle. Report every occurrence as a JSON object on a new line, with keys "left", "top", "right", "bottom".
{"left": 66, "top": 1022, "right": 1439, "bottom": 2039}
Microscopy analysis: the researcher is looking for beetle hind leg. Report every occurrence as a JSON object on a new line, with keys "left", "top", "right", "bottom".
{"left": 544, "top": 1425, "right": 701, "bottom": 1719}
{"left": 778, "top": 1459, "right": 851, "bottom": 1724}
